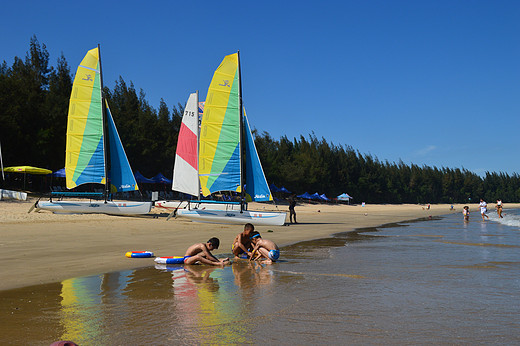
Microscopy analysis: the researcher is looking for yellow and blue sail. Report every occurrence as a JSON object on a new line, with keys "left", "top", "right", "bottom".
{"left": 199, "top": 52, "right": 272, "bottom": 201}
{"left": 199, "top": 53, "right": 241, "bottom": 196}
{"left": 65, "top": 47, "right": 138, "bottom": 192}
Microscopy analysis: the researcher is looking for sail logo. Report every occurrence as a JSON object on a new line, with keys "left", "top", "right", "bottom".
{"left": 219, "top": 80, "right": 231, "bottom": 87}
{"left": 82, "top": 74, "right": 93, "bottom": 81}
{"left": 255, "top": 194, "right": 267, "bottom": 199}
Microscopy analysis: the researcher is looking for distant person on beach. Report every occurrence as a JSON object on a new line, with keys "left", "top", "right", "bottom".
{"left": 479, "top": 199, "right": 489, "bottom": 221}
{"left": 288, "top": 194, "right": 297, "bottom": 224}
{"left": 184, "top": 237, "right": 229, "bottom": 266}
{"left": 249, "top": 231, "right": 280, "bottom": 264}
{"left": 496, "top": 199, "right": 503, "bottom": 218}
{"left": 463, "top": 206, "right": 470, "bottom": 222}
{"left": 232, "top": 223, "right": 255, "bottom": 258}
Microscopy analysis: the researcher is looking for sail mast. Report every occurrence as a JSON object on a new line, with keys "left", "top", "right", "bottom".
{"left": 97, "top": 44, "right": 109, "bottom": 201}
{"left": 237, "top": 50, "right": 245, "bottom": 212}
{"left": 196, "top": 90, "right": 201, "bottom": 200}
{"left": 0, "top": 141, "right": 4, "bottom": 181}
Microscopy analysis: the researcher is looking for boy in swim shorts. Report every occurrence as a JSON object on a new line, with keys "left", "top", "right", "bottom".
{"left": 249, "top": 231, "right": 280, "bottom": 264}
{"left": 184, "top": 237, "right": 230, "bottom": 266}
{"left": 232, "top": 223, "right": 255, "bottom": 258}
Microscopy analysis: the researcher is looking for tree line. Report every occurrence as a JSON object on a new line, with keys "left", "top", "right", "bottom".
{"left": 1, "top": 36, "right": 519, "bottom": 203}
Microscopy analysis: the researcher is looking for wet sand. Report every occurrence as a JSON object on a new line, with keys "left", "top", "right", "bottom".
{"left": 1, "top": 199, "right": 514, "bottom": 291}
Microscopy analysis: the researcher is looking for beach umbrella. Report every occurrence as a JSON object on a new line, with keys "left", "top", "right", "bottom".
{"left": 4, "top": 166, "right": 52, "bottom": 175}
{"left": 3, "top": 166, "right": 53, "bottom": 190}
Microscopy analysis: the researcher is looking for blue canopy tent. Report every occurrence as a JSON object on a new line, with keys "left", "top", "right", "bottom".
{"left": 152, "top": 173, "right": 172, "bottom": 184}
{"left": 297, "top": 192, "right": 312, "bottom": 199}
{"left": 319, "top": 193, "right": 329, "bottom": 201}
{"left": 310, "top": 192, "right": 321, "bottom": 200}
{"left": 51, "top": 168, "right": 66, "bottom": 177}
{"left": 337, "top": 193, "right": 352, "bottom": 204}
{"left": 269, "top": 183, "right": 281, "bottom": 192}
{"left": 134, "top": 171, "right": 155, "bottom": 184}
{"left": 279, "top": 186, "right": 291, "bottom": 193}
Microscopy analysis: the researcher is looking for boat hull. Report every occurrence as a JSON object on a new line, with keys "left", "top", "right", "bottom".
{"left": 155, "top": 200, "right": 242, "bottom": 211}
{"left": 36, "top": 200, "right": 152, "bottom": 215}
{"left": 176, "top": 209, "right": 287, "bottom": 226}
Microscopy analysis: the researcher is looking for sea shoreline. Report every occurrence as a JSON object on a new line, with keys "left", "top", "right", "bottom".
{"left": 1, "top": 199, "right": 516, "bottom": 292}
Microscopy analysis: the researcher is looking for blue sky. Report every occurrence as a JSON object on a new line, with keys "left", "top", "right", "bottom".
{"left": 2, "top": 1, "right": 519, "bottom": 176}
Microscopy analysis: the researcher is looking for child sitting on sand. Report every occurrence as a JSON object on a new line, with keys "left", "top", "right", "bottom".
{"left": 232, "top": 223, "right": 255, "bottom": 258}
{"left": 463, "top": 206, "right": 470, "bottom": 222}
{"left": 184, "top": 237, "right": 230, "bottom": 266}
{"left": 249, "top": 232, "right": 280, "bottom": 264}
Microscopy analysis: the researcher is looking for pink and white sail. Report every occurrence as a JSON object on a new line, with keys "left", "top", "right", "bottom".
{"left": 172, "top": 92, "right": 199, "bottom": 197}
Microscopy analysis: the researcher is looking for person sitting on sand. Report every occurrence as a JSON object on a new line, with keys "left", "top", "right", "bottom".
{"left": 232, "top": 223, "right": 255, "bottom": 258}
{"left": 249, "top": 231, "right": 280, "bottom": 264}
{"left": 463, "top": 206, "right": 470, "bottom": 222}
{"left": 184, "top": 237, "right": 229, "bottom": 266}
{"left": 479, "top": 199, "right": 489, "bottom": 221}
{"left": 496, "top": 199, "right": 503, "bottom": 218}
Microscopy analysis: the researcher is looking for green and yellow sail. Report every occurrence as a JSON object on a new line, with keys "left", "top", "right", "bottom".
{"left": 65, "top": 47, "right": 105, "bottom": 189}
{"left": 64, "top": 47, "right": 138, "bottom": 193}
{"left": 199, "top": 53, "right": 241, "bottom": 196}
{"left": 199, "top": 52, "right": 273, "bottom": 202}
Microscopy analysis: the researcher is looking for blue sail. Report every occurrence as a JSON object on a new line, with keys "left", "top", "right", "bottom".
{"left": 106, "top": 104, "right": 139, "bottom": 192}
{"left": 244, "top": 112, "right": 272, "bottom": 202}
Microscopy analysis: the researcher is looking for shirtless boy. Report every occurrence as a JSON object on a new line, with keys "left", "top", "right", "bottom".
{"left": 184, "top": 237, "right": 229, "bottom": 266}
{"left": 249, "top": 232, "right": 280, "bottom": 264}
{"left": 232, "top": 223, "right": 255, "bottom": 258}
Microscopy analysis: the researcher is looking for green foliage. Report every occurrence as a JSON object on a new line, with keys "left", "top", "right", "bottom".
{"left": 1, "top": 36, "right": 519, "bottom": 202}
{"left": 252, "top": 131, "right": 520, "bottom": 203}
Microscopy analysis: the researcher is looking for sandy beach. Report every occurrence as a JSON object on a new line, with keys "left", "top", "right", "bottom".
{"left": 1, "top": 198, "right": 516, "bottom": 291}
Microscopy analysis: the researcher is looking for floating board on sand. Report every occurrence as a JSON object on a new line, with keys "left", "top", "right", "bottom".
{"left": 126, "top": 251, "right": 154, "bottom": 258}
{"left": 154, "top": 256, "right": 186, "bottom": 264}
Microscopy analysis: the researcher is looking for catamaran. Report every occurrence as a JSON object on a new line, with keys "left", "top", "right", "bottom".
{"left": 175, "top": 52, "right": 286, "bottom": 226}
{"left": 35, "top": 46, "right": 152, "bottom": 215}
{"left": 154, "top": 92, "right": 242, "bottom": 213}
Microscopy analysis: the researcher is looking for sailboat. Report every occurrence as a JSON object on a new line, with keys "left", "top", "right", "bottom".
{"left": 154, "top": 92, "right": 242, "bottom": 213}
{"left": 35, "top": 46, "right": 152, "bottom": 215}
{"left": 175, "top": 52, "right": 286, "bottom": 226}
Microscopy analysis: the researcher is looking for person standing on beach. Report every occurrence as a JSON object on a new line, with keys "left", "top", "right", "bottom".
{"left": 288, "top": 194, "right": 297, "bottom": 224}
{"left": 479, "top": 199, "right": 489, "bottom": 221}
{"left": 232, "top": 223, "right": 255, "bottom": 258}
{"left": 496, "top": 199, "right": 504, "bottom": 218}
{"left": 184, "top": 238, "right": 230, "bottom": 266}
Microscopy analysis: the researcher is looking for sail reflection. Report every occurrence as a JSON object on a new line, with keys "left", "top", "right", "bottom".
{"left": 53, "top": 262, "right": 275, "bottom": 344}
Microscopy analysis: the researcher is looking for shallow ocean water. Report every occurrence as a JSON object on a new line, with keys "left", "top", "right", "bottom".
{"left": 2, "top": 209, "right": 520, "bottom": 345}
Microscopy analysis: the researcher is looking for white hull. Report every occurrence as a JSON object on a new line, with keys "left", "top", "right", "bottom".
{"left": 155, "top": 200, "right": 242, "bottom": 211}
{"left": 0, "top": 189, "right": 27, "bottom": 201}
{"left": 36, "top": 200, "right": 152, "bottom": 215}
{"left": 176, "top": 209, "right": 287, "bottom": 226}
